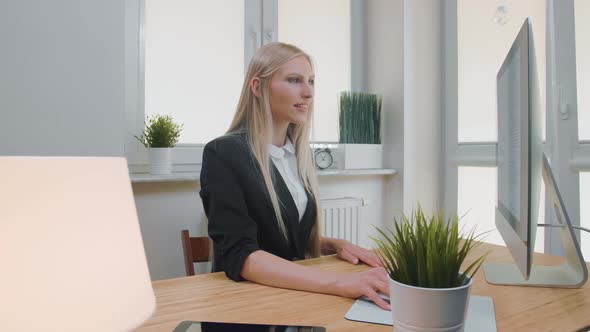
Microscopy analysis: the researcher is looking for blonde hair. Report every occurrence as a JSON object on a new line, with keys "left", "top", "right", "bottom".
{"left": 227, "top": 42, "right": 322, "bottom": 258}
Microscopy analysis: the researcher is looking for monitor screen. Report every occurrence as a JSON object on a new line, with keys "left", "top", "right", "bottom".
{"left": 497, "top": 24, "right": 529, "bottom": 241}
{"left": 495, "top": 17, "right": 542, "bottom": 279}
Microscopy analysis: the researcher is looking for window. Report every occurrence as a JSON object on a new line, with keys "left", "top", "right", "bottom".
{"left": 126, "top": 1, "right": 356, "bottom": 168}
{"left": 457, "top": 0, "right": 545, "bottom": 143}
{"left": 449, "top": 0, "right": 590, "bottom": 257}
{"left": 457, "top": 167, "right": 500, "bottom": 243}
{"left": 446, "top": 0, "right": 548, "bottom": 253}
{"left": 144, "top": 0, "right": 244, "bottom": 144}
{"left": 457, "top": 167, "right": 544, "bottom": 252}
{"left": 278, "top": 0, "right": 351, "bottom": 141}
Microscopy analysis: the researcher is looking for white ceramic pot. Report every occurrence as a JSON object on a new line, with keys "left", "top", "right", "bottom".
{"left": 148, "top": 148, "right": 172, "bottom": 175}
{"left": 389, "top": 276, "right": 472, "bottom": 332}
{"left": 337, "top": 144, "right": 383, "bottom": 169}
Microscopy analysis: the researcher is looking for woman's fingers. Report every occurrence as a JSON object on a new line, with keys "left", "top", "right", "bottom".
{"left": 363, "top": 252, "right": 383, "bottom": 267}
{"left": 340, "top": 248, "right": 359, "bottom": 264}
{"left": 335, "top": 241, "right": 384, "bottom": 267}
{"left": 365, "top": 268, "right": 391, "bottom": 310}
{"left": 374, "top": 279, "right": 390, "bottom": 296}
{"left": 364, "top": 288, "right": 391, "bottom": 311}
{"left": 337, "top": 267, "right": 392, "bottom": 311}
{"left": 370, "top": 267, "right": 390, "bottom": 295}
{"left": 350, "top": 247, "right": 382, "bottom": 267}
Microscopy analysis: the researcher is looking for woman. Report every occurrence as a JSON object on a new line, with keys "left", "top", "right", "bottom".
{"left": 199, "top": 42, "right": 390, "bottom": 312}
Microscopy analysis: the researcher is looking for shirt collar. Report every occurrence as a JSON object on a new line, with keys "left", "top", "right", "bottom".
{"left": 268, "top": 138, "right": 295, "bottom": 159}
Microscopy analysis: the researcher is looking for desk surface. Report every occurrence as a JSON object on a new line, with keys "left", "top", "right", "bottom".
{"left": 135, "top": 243, "right": 590, "bottom": 332}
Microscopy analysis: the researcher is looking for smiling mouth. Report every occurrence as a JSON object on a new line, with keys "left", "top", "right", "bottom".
{"left": 294, "top": 104, "right": 309, "bottom": 111}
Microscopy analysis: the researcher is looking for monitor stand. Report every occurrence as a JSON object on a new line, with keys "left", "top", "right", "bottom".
{"left": 484, "top": 155, "right": 588, "bottom": 288}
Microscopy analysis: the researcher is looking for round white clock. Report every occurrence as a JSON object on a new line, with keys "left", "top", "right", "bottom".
{"left": 314, "top": 149, "right": 334, "bottom": 170}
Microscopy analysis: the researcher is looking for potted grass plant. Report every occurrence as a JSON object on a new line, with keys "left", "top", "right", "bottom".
{"left": 135, "top": 114, "right": 183, "bottom": 175}
{"left": 338, "top": 91, "right": 382, "bottom": 169}
{"left": 373, "top": 206, "right": 488, "bottom": 332}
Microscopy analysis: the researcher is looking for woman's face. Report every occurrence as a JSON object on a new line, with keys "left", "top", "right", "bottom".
{"left": 268, "top": 55, "right": 315, "bottom": 126}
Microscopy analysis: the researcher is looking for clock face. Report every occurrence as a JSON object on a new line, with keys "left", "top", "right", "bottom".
{"left": 315, "top": 149, "right": 333, "bottom": 170}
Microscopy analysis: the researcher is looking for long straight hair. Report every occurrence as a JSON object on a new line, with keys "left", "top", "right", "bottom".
{"left": 227, "top": 42, "right": 321, "bottom": 258}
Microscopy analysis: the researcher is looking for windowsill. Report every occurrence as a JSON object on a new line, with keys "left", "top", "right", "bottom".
{"left": 130, "top": 171, "right": 200, "bottom": 183}
{"left": 130, "top": 168, "right": 398, "bottom": 183}
{"left": 316, "top": 168, "right": 398, "bottom": 176}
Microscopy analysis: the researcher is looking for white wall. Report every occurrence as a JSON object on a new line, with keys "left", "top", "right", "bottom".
{"left": 132, "top": 181, "right": 211, "bottom": 279}
{"left": 0, "top": 1, "right": 125, "bottom": 156}
{"left": 575, "top": 0, "right": 589, "bottom": 139}
{"left": 403, "top": 0, "right": 443, "bottom": 213}
{"left": 367, "top": 0, "right": 405, "bottom": 223}
{"left": 575, "top": 0, "right": 590, "bottom": 259}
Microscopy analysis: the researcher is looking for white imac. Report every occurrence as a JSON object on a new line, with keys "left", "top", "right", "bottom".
{"left": 483, "top": 18, "right": 588, "bottom": 287}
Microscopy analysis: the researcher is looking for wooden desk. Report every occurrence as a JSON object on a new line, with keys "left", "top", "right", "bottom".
{"left": 135, "top": 243, "right": 590, "bottom": 332}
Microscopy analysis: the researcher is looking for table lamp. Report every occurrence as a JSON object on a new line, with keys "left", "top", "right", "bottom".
{"left": 0, "top": 157, "right": 156, "bottom": 331}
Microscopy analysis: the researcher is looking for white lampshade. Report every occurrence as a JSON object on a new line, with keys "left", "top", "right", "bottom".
{"left": 0, "top": 157, "right": 155, "bottom": 331}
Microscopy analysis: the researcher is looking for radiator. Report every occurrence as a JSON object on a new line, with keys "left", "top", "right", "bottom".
{"left": 320, "top": 197, "right": 367, "bottom": 246}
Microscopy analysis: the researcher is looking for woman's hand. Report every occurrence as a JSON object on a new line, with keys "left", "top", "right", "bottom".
{"left": 334, "top": 267, "right": 391, "bottom": 311}
{"left": 242, "top": 250, "right": 391, "bottom": 311}
{"left": 331, "top": 238, "right": 383, "bottom": 267}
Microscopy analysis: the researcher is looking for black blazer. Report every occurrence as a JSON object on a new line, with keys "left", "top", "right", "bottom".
{"left": 199, "top": 133, "right": 317, "bottom": 281}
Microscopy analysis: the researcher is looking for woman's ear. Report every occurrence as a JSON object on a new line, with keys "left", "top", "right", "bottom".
{"left": 250, "top": 77, "right": 261, "bottom": 98}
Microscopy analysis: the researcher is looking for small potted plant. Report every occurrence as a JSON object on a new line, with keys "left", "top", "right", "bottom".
{"left": 338, "top": 91, "right": 382, "bottom": 169}
{"left": 373, "top": 206, "right": 488, "bottom": 332}
{"left": 135, "top": 114, "right": 183, "bottom": 175}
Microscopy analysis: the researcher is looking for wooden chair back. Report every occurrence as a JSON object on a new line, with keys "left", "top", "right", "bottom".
{"left": 181, "top": 229, "right": 210, "bottom": 276}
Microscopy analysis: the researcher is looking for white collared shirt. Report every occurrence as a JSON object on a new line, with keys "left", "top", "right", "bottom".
{"left": 268, "top": 139, "right": 308, "bottom": 222}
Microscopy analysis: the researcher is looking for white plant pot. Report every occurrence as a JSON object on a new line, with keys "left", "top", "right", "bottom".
{"left": 337, "top": 144, "right": 383, "bottom": 169}
{"left": 389, "top": 276, "right": 472, "bottom": 332}
{"left": 148, "top": 148, "right": 172, "bottom": 175}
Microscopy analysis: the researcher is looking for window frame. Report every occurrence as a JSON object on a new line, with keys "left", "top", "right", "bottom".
{"left": 124, "top": 0, "right": 261, "bottom": 173}
{"left": 124, "top": 0, "right": 363, "bottom": 173}
{"left": 443, "top": 0, "right": 588, "bottom": 255}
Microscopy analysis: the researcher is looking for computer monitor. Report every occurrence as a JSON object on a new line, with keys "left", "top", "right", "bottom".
{"left": 483, "top": 18, "right": 587, "bottom": 287}
{"left": 493, "top": 17, "right": 543, "bottom": 279}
